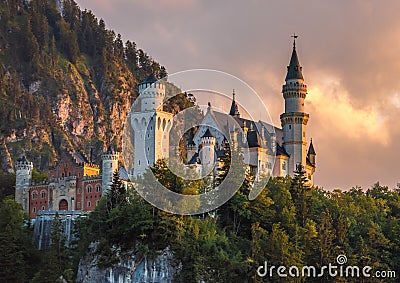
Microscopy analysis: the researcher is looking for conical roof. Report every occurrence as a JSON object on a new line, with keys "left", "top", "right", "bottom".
{"left": 141, "top": 73, "right": 158, "bottom": 84}
{"left": 229, "top": 90, "right": 240, "bottom": 117}
{"left": 202, "top": 128, "right": 214, "bottom": 138}
{"left": 285, "top": 44, "right": 304, "bottom": 81}
{"left": 308, "top": 139, "right": 316, "bottom": 155}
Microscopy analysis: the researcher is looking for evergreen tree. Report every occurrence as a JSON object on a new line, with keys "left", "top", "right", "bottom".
{"left": 290, "top": 163, "right": 311, "bottom": 226}
{"left": 0, "top": 197, "right": 40, "bottom": 282}
{"left": 32, "top": 213, "right": 73, "bottom": 283}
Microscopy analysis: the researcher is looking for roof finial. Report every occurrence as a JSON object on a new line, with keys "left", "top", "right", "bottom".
{"left": 291, "top": 33, "right": 298, "bottom": 49}
{"left": 232, "top": 89, "right": 235, "bottom": 100}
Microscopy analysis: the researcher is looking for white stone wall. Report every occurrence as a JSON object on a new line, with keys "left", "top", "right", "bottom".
{"left": 101, "top": 154, "right": 119, "bottom": 194}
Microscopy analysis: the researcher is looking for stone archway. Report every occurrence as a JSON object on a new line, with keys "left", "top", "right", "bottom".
{"left": 59, "top": 199, "right": 68, "bottom": 211}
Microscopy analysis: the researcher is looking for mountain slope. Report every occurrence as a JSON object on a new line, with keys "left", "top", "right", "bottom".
{"left": 0, "top": 0, "right": 167, "bottom": 173}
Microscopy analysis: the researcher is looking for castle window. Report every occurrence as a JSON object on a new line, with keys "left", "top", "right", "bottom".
{"left": 32, "top": 207, "right": 36, "bottom": 213}
{"left": 289, "top": 125, "right": 292, "bottom": 130}
{"left": 96, "top": 185, "right": 101, "bottom": 192}
{"left": 41, "top": 206, "right": 45, "bottom": 211}
{"left": 32, "top": 191, "right": 38, "bottom": 200}
{"left": 282, "top": 162, "right": 286, "bottom": 170}
{"left": 77, "top": 202, "right": 81, "bottom": 209}
{"left": 87, "top": 185, "right": 92, "bottom": 193}
{"left": 41, "top": 191, "right": 46, "bottom": 199}
{"left": 87, "top": 201, "right": 91, "bottom": 207}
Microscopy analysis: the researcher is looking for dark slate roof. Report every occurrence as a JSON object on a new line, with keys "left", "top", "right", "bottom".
{"left": 188, "top": 152, "right": 199, "bottom": 164}
{"left": 247, "top": 130, "right": 262, "bottom": 148}
{"left": 308, "top": 139, "right": 316, "bottom": 155}
{"left": 71, "top": 152, "right": 89, "bottom": 164}
{"left": 141, "top": 73, "right": 158, "bottom": 84}
{"left": 17, "top": 156, "right": 28, "bottom": 162}
{"left": 229, "top": 91, "right": 240, "bottom": 117}
{"left": 285, "top": 46, "right": 304, "bottom": 81}
{"left": 202, "top": 128, "right": 214, "bottom": 138}
{"left": 276, "top": 143, "right": 290, "bottom": 157}
{"left": 216, "top": 149, "right": 225, "bottom": 158}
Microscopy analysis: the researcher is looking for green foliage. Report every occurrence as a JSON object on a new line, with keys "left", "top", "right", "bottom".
{"left": 73, "top": 157, "right": 400, "bottom": 282}
{"left": 0, "top": 170, "right": 15, "bottom": 201}
{"left": 0, "top": 0, "right": 168, "bottom": 169}
{"left": 0, "top": 197, "right": 41, "bottom": 282}
{"left": 32, "top": 213, "right": 74, "bottom": 283}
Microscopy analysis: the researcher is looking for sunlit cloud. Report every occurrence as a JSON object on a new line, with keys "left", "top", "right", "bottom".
{"left": 307, "top": 78, "right": 390, "bottom": 146}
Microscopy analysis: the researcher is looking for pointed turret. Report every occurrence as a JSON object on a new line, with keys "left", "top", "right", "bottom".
{"left": 229, "top": 89, "right": 240, "bottom": 117}
{"left": 285, "top": 37, "right": 304, "bottom": 81}
{"left": 307, "top": 138, "right": 316, "bottom": 166}
{"left": 280, "top": 34, "right": 310, "bottom": 177}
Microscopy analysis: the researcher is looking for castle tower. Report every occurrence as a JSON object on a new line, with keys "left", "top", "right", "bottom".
{"left": 130, "top": 74, "right": 173, "bottom": 176}
{"left": 15, "top": 156, "right": 33, "bottom": 212}
{"left": 307, "top": 138, "right": 316, "bottom": 166}
{"left": 280, "top": 35, "right": 310, "bottom": 176}
{"left": 200, "top": 129, "right": 216, "bottom": 170}
{"left": 101, "top": 146, "right": 119, "bottom": 194}
{"left": 229, "top": 89, "right": 240, "bottom": 118}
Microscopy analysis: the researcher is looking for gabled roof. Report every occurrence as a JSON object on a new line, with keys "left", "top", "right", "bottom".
{"left": 70, "top": 152, "right": 89, "bottom": 164}
{"left": 276, "top": 143, "right": 290, "bottom": 157}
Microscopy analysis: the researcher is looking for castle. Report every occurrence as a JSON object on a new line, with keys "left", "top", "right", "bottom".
{"left": 14, "top": 147, "right": 123, "bottom": 219}
{"left": 129, "top": 38, "right": 316, "bottom": 184}
{"left": 15, "top": 38, "right": 316, "bottom": 219}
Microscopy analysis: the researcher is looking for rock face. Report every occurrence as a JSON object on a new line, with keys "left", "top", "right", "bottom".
{"left": 77, "top": 246, "right": 177, "bottom": 283}
{"left": 0, "top": 140, "right": 14, "bottom": 173}
{"left": 32, "top": 210, "right": 84, "bottom": 250}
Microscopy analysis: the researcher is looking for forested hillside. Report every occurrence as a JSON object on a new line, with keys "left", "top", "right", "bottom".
{"left": 0, "top": 0, "right": 167, "bottom": 175}
{"left": 2, "top": 161, "right": 399, "bottom": 282}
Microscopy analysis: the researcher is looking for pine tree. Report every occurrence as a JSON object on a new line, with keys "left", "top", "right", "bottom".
{"left": 290, "top": 163, "right": 311, "bottom": 226}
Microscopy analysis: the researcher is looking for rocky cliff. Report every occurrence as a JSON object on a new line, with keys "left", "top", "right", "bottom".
{"left": 77, "top": 245, "right": 177, "bottom": 283}
{"left": 0, "top": 0, "right": 167, "bottom": 172}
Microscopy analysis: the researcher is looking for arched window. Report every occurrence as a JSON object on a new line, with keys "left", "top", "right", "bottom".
{"left": 96, "top": 185, "right": 101, "bottom": 192}
{"left": 32, "top": 207, "right": 36, "bottom": 213}
{"left": 41, "top": 191, "right": 46, "bottom": 199}
{"left": 87, "top": 201, "right": 91, "bottom": 207}
{"left": 87, "top": 185, "right": 92, "bottom": 193}
{"left": 41, "top": 206, "right": 45, "bottom": 211}
{"left": 31, "top": 191, "right": 38, "bottom": 200}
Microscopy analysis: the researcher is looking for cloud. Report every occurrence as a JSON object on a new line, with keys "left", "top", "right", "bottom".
{"left": 73, "top": 0, "right": 400, "bottom": 189}
{"left": 307, "top": 77, "right": 390, "bottom": 146}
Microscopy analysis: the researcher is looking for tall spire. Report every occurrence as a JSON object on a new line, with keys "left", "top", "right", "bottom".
{"left": 308, "top": 138, "right": 316, "bottom": 155}
{"left": 229, "top": 89, "right": 240, "bottom": 117}
{"left": 285, "top": 34, "right": 304, "bottom": 81}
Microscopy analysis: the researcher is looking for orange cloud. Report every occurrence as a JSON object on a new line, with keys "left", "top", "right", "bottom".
{"left": 307, "top": 78, "right": 390, "bottom": 146}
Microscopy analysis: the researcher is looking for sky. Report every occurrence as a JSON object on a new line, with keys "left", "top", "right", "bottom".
{"left": 75, "top": 0, "right": 400, "bottom": 190}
